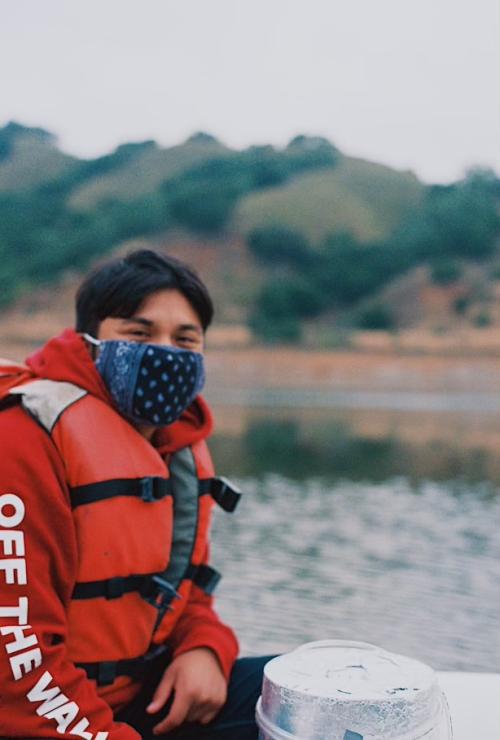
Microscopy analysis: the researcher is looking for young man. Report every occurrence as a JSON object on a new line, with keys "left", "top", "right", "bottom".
{"left": 0, "top": 250, "right": 270, "bottom": 739}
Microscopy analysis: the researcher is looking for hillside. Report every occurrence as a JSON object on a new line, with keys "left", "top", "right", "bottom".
{"left": 0, "top": 121, "right": 498, "bottom": 348}
{"left": 0, "top": 123, "right": 421, "bottom": 233}
{"left": 235, "top": 157, "right": 423, "bottom": 243}
{"left": 0, "top": 122, "right": 76, "bottom": 191}
{"left": 69, "top": 134, "right": 230, "bottom": 210}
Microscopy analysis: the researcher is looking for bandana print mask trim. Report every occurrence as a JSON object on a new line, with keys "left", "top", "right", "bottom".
{"left": 86, "top": 336, "right": 205, "bottom": 427}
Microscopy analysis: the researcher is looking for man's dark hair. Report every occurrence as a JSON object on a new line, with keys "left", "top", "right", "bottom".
{"left": 75, "top": 249, "right": 214, "bottom": 335}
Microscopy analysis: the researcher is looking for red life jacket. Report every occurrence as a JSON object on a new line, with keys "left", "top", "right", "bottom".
{"left": 7, "top": 378, "right": 240, "bottom": 697}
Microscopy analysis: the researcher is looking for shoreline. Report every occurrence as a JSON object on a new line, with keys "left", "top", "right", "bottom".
{"left": 4, "top": 338, "right": 500, "bottom": 395}
{"left": 205, "top": 346, "right": 500, "bottom": 394}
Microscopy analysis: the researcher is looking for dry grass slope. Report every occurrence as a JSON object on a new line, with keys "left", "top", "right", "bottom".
{"left": 235, "top": 156, "right": 424, "bottom": 243}
{"left": 0, "top": 131, "right": 76, "bottom": 191}
{"left": 69, "top": 139, "right": 230, "bottom": 209}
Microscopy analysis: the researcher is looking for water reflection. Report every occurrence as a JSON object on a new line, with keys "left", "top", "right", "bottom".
{"left": 210, "top": 408, "right": 500, "bottom": 489}
{"left": 209, "top": 405, "right": 500, "bottom": 672}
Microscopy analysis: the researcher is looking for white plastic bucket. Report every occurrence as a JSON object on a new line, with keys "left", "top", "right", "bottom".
{"left": 256, "top": 640, "right": 453, "bottom": 740}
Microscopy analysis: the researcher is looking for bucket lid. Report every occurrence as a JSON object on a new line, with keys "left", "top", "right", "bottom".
{"left": 264, "top": 640, "right": 437, "bottom": 700}
{"left": 258, "top": 641, "right": 450, "bottom": 739}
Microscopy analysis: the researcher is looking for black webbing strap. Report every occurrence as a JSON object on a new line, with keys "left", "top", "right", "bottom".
{"left": 185, "top": 563, "right": 222, "bottom": 595}
{"left": 72, "top": 573, "right": 180, "bottom": 607}
{"left": 199, "top": 476, "right": 242, "bottom": 512}
{"left": 69, "top": 476, "right": 173, "bottom": 507}
{"left": 73, "top": 574, "right": 150, "bottom": 600}
{"left": 0, "top": 394, "right": 21, "bottom": 413}
{"left": 76, "top": 644, "right": 170, "bottom": 686}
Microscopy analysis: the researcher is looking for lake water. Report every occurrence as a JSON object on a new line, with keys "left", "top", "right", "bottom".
{"left": 208, "top": 401, "right": 500, "bottom": 673}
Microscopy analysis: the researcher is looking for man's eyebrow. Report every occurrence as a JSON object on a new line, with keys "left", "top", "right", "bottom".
{"left": 121, "top": 317, "right": 153, "bottom": 327}
{"left": 178, "top": 323, "right": 202, "bottom": 334}
{"left": 121, "top": 317, "right": 202, "bottom": 333}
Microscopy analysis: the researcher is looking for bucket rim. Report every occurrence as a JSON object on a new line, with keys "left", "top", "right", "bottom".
{"left": 263, "top": 639, "right": 439, "bottom": 702}
{"left": 256, "top": 694, "right": 452, "bottom": 740}
{"left": 256, "top": 697, "right": 298, "bottom": 740}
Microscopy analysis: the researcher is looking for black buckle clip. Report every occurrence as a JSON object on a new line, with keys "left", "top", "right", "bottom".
{"left": 140, "top": 477, "right": 171, "bottom": 503}
{"left": 105, "top": 576, "right": 125, "bottom": 599}
{"left": 143, "top": 575, "right": 181, "bottom": 611}
{"left": 194, "top": 565, "right": 222, "bottom": 595}
{"left": 140, "top": 477, "right": 156, "bottom": 502}
{"left": 211, "top": 477, "right": 242, "bottom": 512}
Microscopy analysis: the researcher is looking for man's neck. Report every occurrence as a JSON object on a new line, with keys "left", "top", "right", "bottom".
{"left": 136, "top": 424, "right": 156, "bottom": 442}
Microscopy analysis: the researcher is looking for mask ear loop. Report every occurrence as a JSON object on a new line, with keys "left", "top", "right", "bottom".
{"left": 81, "top": 333, "right": 101, "bottom": 360}
{"left": 82, "top": 333, "right": 101, "bottom": 346}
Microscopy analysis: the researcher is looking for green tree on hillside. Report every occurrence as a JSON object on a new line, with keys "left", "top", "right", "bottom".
{"left": 248, "top": 170, "right": 500, "bottom": 341}
{"left": 396, "top": 171, "right": 500, "bottom": 261}
{"left": 169, "top": 182, "right": 239, "bottom": 234}
{"left": 164, "top": 144, "right": 339, "bottom": 234}
{"left": 247, "top": 226, "right": 312, "bottom": 267}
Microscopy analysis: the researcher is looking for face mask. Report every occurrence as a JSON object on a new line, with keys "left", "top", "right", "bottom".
{"left": 84, "top": 334, "right": 205, "bottom": 427}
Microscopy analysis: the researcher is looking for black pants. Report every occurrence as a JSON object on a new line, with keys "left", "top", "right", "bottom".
{"left": 115, "top": 655, "right": 274, "bottom": 739}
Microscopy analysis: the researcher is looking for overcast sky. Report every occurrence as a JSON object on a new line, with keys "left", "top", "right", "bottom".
{"left": 1, "top": 0, "right": 499, "bottom": 183}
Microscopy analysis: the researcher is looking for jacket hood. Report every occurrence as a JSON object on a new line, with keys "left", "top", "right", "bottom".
{"left": 0, "top": 358, "right": 34, "bottom": 398}
{"left": 27, "top": 328, "right": 113, "bottom": 401}
{"left": 1, "top": 328, "right": 213, "bottom": 451}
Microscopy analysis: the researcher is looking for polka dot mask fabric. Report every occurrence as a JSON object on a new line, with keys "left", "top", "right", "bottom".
{"left": 92, "top": 338, "right": 205, "bottom": 427}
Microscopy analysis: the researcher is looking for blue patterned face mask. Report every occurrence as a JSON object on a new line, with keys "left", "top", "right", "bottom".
{"left": 84, "top": 335, "right": 205, "bottom": 427}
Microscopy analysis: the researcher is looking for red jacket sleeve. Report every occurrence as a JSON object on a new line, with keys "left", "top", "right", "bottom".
{"left": 166, "top": 547, "right": 239, "bottom": 681}
{"left": 0, "top": 406, "right": 139, "bottom": 739}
